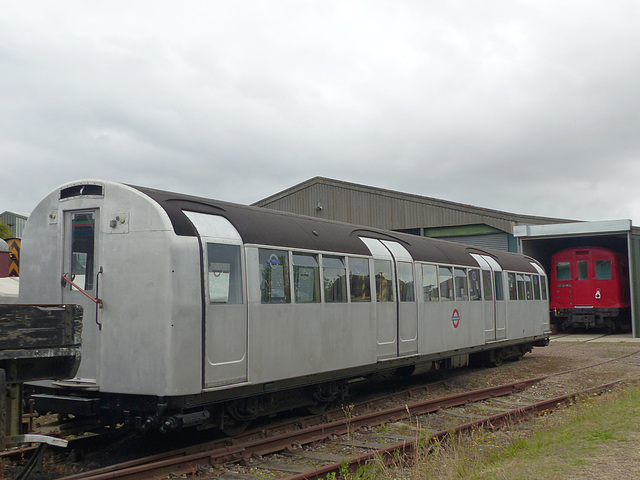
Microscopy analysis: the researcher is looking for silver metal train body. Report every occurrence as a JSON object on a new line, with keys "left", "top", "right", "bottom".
{"left": 19, "top": 180, "right": 550, "bottom": 432}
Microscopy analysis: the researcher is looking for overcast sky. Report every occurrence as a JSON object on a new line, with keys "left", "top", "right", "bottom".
{"left": 2, "top": 1, "right": 640, "bottom": 225}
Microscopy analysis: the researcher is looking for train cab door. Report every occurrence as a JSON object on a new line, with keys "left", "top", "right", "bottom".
{"left": 471, "top": 254, "right": 507, "bottom": 342}
{"left": 360, "top": 238, "right": 418, "bottom": 359}
{"left": 62, "top": 210, "right": 101, "bottom": 383}
{"left": 573, "top": 250, "right": 593, "bottom": 307}
{"left": 184, "top": 212, "right": 248, "bottom": 388}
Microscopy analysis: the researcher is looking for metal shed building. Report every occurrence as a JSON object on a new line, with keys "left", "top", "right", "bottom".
{"left": 515, "top": 220, "right": 640, "bottom": 338}
{"left": 253, "top": 177, "right": 572, "bottom": 253}
{"left": 0, "top": 212, "right": 29, "bottom": 238}
{"left": 255, "top": 177, "right": 640, "bottom": 337}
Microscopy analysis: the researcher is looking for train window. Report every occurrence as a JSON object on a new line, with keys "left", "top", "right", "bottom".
{"left": 516, "top": 274, "right": 526, "bottom": 300}
{"left": 259, "top": 249, "right": 291, "bottom": 304}
{"left": 207, "top": 243, "right": 243, "bottom": 304}
{"left": 349, "top": 257, "right": 371, "bottom": 302}
{"left": 60, "top": 184, "right": 103, "bottom": 199}
{"left": 422, "top": 264, "right": 439, "bottom": 301}
{"left": 494, "top": 272, "right": 504, "bottom": 301}
{"left": 439, "top": 266, "right": 454, "bottom": 301}
{"left": 578, "top": 260, "right": 588, "bottom": 280}
{"left": 398, "top": 262, "right": 415, "bottom": 302}
{"left": 71, "top": 213, "right": 95, "bottom": 290}
{"left": 323, "top": 256, "right": 347, "bottom": 303}
{"left": 524, "top": 275, "right": 533, "bottom": 300}
{"left": 374, "top": 260, "right": 394, "bottom": 302}
{"left": 541, "top": 276, "right": 548, "bottom": 300}
{"left": 482, "top": 270, "right": 493, "bottom": 301}
{"left": 508, "top": 273, "right": 517, "bottom": 300}
{"left": 532, "top": 275, "right": 541, "bottom": 300}
{"left": 293, "top": 253, "right": 320, "bottom": 303}
{"left": 454, "top": 268, "right": 468, "bottom": 301}
{"left": 556, "top": 261, "right": 571, "bottom": 281}
{"left": 595, "top": 260, "right": 612, "bottom": 280}
{"left": 468, "top": 269, "right": 481, "bottom": 301}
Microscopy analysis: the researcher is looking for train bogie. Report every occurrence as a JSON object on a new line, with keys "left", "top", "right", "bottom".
{"left": 19, "top": 180, "right": 551, "bottom": 432}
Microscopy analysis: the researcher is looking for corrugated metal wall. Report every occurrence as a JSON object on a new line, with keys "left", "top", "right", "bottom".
{"left": 255, "top": 178, "right": 576, "bottom": 254}
{"left": 263, "top": 183, "right": 517, "bottom": 233}
{"left": 440, "top": 233, "right": 510, "bottom": 251}
{"left": 0, "top": 212, "right": 28, "bottom": 238}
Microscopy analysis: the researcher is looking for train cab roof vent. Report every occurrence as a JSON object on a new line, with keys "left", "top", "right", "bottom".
{"left": 60, "top": 184, "right": 104, "bottom": 200}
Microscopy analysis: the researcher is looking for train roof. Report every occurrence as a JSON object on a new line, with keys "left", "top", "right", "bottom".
{"left": 131, "top": 184, "right": 540, "bottom": 273}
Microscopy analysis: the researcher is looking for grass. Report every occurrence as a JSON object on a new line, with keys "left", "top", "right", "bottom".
{"left": 464, "top": 384, "right": 640, "bottom": 480}
{"left": 325, "top": 381, "right": 640, "bottom": 479}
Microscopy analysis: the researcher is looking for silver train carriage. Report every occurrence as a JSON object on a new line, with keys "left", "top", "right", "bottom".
{"left": 19, "top": 180, "right": 550, "bottom": 433}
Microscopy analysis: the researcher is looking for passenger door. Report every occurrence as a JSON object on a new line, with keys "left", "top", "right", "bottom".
{"left": 184, "top": 212, "right": 248, "bottom": 388}
{"left": 360, "top": 238, "right": 396, "bottom": 360}
{"left": 382, "top": 241, "right": 418, "bottom": 356}
{"left": 360, "top": 238, "right": 418, "bottom": 358}
{"left": 471, "top": 254, "right": 506, "bottom": 342}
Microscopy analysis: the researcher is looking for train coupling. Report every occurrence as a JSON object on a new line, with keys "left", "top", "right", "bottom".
{"left": 135, "top": 410, "right": 211, "bottom": 433}
{"left": 159, "top": 410, "right": 210, "bottom": 433}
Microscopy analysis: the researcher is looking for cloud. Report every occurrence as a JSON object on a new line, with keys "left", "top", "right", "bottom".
{"left": 1, "top": 1, "right": 640, "bottom": 226}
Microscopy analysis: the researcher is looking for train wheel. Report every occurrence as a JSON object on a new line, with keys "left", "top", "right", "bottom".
{"left": 220, "top": 418, "right": 250, "bottom": 436}
{"left": 485, "top": 349, "right": 506, "bottom": 367}
{"left": 306, "top": 402, "right": 328, "bottom": 415}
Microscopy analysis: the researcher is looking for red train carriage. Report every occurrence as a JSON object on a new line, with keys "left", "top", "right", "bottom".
{"left": 550, "top": 247, "right": 630, "bottom": 332}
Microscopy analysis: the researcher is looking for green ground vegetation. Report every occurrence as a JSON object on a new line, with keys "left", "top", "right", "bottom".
{"left": 326, "top": 382, "right": 640, "bottom": 479}
{"left": 0, "top": 222, "right": 12, "bottom": 239}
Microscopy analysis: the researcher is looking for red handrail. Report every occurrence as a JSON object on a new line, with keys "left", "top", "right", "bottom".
{"left": 61, "top": 275, "right": 103, "bottom": 306}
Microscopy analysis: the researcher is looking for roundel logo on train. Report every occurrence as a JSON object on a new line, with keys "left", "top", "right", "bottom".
{"left": 267, "top": 254, "right": 281, "bottom": 269}
{"left": 451, "top": 309, "right": 461, "bottom": 329}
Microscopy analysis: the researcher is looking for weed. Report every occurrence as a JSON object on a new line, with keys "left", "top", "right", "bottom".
{"left": 342, "top": 404, "right": 355, "bottom": 439}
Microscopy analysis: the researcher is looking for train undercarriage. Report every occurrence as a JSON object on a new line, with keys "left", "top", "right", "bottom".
{"left": 553, "top": 307, "right": 631, "bottom": 334}
{"left": 27, "top": 339, "right": 547, "bottom": 436}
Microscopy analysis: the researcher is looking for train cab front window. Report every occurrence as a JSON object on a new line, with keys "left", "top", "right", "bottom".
{"left": 71, "top": 213, "right": 95, "bottom": 290}
{"left": 595, "top": 260, "right": 612, "bottom": 280}
{"left": 259, "top": 248, "right": 291, "bottom": 304}
{"left": 207, "top": 243, "right": 243, "bottom": 304}
{"left": 578, "top": 260, "right": 588, "bottom": 280}
{"left": 556, "top": 261, "right": 571, "bottom": 281}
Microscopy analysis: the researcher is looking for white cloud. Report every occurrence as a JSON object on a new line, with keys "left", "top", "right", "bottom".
{"left": 1, "top": 1, "right": 640, "bottom": 226}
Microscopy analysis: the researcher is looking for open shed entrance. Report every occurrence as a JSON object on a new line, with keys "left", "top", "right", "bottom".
{"left": 514, "top": 220, "right": 640, "bottom": 338}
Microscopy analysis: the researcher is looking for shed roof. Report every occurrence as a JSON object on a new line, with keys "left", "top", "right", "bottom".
{"left": 253, "top": 177, "right": 575, "bottom": 233}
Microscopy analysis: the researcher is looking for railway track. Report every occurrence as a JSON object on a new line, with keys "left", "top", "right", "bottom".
{"left": 54, "top": 378, "right": 542, "bottom": 480}
{"left": 57, "top": 377, "right": 637, "bottom": 479}
{"left": 6, "top": 342, "right": 640, "bottom": 479}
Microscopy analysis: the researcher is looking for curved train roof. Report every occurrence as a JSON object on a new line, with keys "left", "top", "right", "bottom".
{"left": 131, "top": 184, "right": 541, "bottom": 273}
